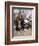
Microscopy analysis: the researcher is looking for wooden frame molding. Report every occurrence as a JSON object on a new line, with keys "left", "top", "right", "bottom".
{"left": 5, "top": 1, "right": 38, "bottom": 45}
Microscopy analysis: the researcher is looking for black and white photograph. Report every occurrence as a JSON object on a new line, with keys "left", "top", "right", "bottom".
{"left": 12, "top": 7, "right": 33, "bottom": 36}
{"left": 10, "top": 5, "right": 36, "bottom": 41}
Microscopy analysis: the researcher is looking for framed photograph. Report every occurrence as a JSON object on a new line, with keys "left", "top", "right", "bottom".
{"left": 5, "top": 1, "right": 38, "bottom": 45}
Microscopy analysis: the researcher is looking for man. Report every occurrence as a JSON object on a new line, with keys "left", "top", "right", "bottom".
{"left": 20, "top": 15, "right": 24, "bottom": 31}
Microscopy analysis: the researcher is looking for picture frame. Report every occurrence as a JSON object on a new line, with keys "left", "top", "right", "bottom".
{"left": 5, "top": 1, "right": 38, "bottom": 45}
